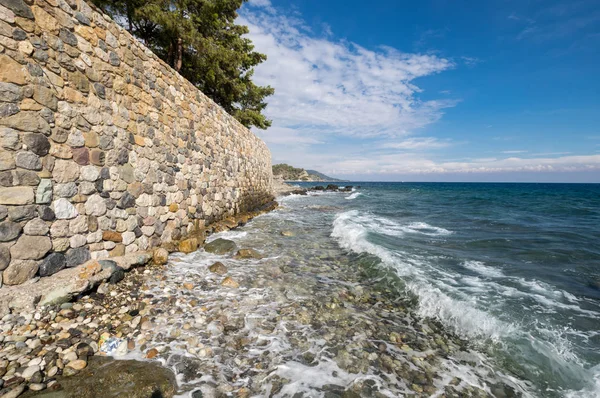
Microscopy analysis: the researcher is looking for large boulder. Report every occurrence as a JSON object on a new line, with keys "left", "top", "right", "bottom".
{"left": 21, "top": 356, "right": 177, "bottom": 398}
{"left": 203, "top": 238, "right": 236, "bottom": 255}
{"left": 235, "top": 248, "right": 264, "bottom": 259}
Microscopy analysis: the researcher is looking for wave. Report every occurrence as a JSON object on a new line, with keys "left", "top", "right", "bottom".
{"left": 463, "top": 261, "right": 505, "bottom": 278}
{"left": 339, "top": 210, "right": 452, "bottom": 238}
{"left": 345, "top": 192, "right": 362, "bottom": 200}
{"left": 331, "top": 210, "right": 598, "bottom": 396}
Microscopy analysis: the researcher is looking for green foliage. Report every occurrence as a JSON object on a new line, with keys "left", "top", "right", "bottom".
{"left": 272, "top": 164, "right": 305, "bottom": 180}
{"left": 91, "top": 0, "right": 273, "bottom": 129}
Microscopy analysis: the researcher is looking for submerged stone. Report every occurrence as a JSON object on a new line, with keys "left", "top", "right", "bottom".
{"left": 203, "top": 238, "right": 236, "bottom": 255}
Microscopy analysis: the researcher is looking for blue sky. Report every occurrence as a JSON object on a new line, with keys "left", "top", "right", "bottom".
{"left": 240, "top": 0, "right": 600, "bottom": 182}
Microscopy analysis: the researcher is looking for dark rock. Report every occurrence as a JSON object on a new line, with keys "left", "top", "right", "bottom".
{"left": 0, "top": 221, "right": 21, "bottom": 242}
{"left": 12, "top": 28, "right": 27, "bottom": 41}
{"left": 108, "top": 267, "right": 125, "bottom": 284}
{"left": 203, "top": 238, "right": 237, "bottom": 255}
{"left": 109, "top": 52, "right": 120, "bottom": 66}
{"left": 116, "top": 148, "right": 128, "bottom": 165}
{"left": 59, "top": 28, "right": 78, "bottom": 47}
{"left": 22, "top": 356, "right": 177, "bottom": 398}
{"left": 326, "top": 184, "right": 339, "bottom": 190}
{"left": 76, "top": 343, "right": 93, "bottom": 359}
{"left": 39, "top": 252, "right": 66, "bottom": 277}
{"left": 98, "top": 259, "right": 118, "bottom": 272}
{"left": 38, "top": 206, "right": 55, "bottom": 221}
{"left": 2, "top": 0, "right": 34, "bottom": 19}
{"left": 74, "top": 12, "right": 90, "bottom": 25}
{"left": 66, "top": 247, "right": 91, "bottom": 268}
{"left": 117, "top": 192, "right": 135, "bottom": 209}
{"left": 93, "top": 83, "right": 105, "bottom": 99}
{"left": 23, "top": 133, "right": 50, "bottom": 156}
{"left": 0, "top": 103, "right": 19, "bottom": 118}
{"left": 0, "top": 205, "right": 7, "bottom": 221}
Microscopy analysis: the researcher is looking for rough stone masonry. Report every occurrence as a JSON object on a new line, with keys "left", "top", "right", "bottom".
{"left": 0, "top": 0, "right": 274, "bottom": 288}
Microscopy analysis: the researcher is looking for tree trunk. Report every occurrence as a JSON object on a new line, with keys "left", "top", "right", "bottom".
{"left": 175, "top": 37, "right": 183, "bottom": 72}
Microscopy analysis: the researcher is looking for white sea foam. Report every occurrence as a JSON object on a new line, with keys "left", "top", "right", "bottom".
{"left": 462, "top": 261, "right": 505, "bottom": 278}
{"left": 345, "top": 192, "right": 362, "bottom": 200}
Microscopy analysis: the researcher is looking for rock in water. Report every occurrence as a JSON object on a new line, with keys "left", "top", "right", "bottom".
{"left": 20, "top": 356, "right": 177, "bottom": 398}
{"left": 208, "top": 261, "right": 228, "bottom": 275}
{"left": 203, "top": 238, "right": 237, "bottom": 255}
{"left": 235, "top": 248, "right": 264, "bottom": 259}
{"left": 221, "top": 277, "right": 239, "bottom": 288}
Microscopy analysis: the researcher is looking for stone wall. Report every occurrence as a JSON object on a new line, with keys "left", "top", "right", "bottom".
{"left": 0, "top": 0, "right": 273, "bottom": 287}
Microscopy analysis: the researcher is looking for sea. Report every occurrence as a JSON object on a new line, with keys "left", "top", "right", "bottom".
{"left": 141, "top": 182, "right": 600, "bottom": 397}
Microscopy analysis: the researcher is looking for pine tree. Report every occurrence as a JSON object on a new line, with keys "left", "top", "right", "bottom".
{"left": 92, "top": 0, "right": 273, "bottom": 129}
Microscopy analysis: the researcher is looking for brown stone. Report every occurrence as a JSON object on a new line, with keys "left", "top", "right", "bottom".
{"left": 168, "top": 203, "right": 178, "bottom": 212}
{"left": 72, "top": 147, "right": 90, "bottom": 165}
{"left": 66, "top": 359, "right": 87, "bottom": 370}
{"left": 3, "top": 259, "right": 38, "bottom": 285}
{"left": 109, "top": 244, "right": 125, "bottom": 257}
{"left": 133, "top": 135, "right": 145, "bottom": 146}
{"left": 0, "top": 54, "right": 28, "bottom": 85}
{"left": 50, "top": 143, "right": 72, "bottom": 159}
{"left": 221, "top": 277, "right": 239, "bottom": 289}
{"left": 146, "top": 348, "right": 158, "bottom": 359}
{"left": 182, "top": 282, "right": 194, "bottom": 290}
{"left": 0, "top": 185, "right": 34, "bottom": 205}
{"left": 10, "top": 235, "right": 51, "bottom": 260}
{"left": 103, "top": 231, "right": 123, "bottom": 242}
{"left": 178, "top": 238, "right": 198, "bottom": 254}
{"left": 208, "top": 261, "right": 228, "bottom": 275}
{"left": 89, "top": 149, "right": 105, "bottom": 166}
{"left": 235, "top": 248, "right": 264, "bottom": 260}
{"left": 84, "top": 131, "right": 99, "bottom": 147}
{"left": 153, "top": 248, "right": 168, "bottom": 265}
{"left": 31, "top": 6, "right": 58, "bottom": 33}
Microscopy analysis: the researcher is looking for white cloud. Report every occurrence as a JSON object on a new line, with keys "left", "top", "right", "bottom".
{"left": 384, "top": 137, "right": 451, "bottom": 150}
{"left": 239, "top": 7, "right": 455, "bottom": 140}
{"left": 501, "top": 150, "right": 528, "bottom": 154}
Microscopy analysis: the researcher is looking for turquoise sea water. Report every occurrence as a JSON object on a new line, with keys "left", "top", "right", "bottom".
{"left": 294, "top": 182, "right": 600, "bottom": 397}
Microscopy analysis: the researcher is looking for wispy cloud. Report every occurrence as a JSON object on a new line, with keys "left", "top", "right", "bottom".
{"left": 240, "top": 6, "right": 456, "bottom": 140}
{"left": 501, "top": 150, "right": 528, "bottom": 154}
{"left": 384, "top": 137, "right": 451, "bottom": 150}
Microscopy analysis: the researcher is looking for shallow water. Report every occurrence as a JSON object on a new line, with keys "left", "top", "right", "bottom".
{"left": 135, "top": 182, "right": 599, "bottom": 397}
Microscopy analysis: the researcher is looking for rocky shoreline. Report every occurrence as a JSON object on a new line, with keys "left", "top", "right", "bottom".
{"left": 0, "top": 193, "right": 519, "bottom": 398}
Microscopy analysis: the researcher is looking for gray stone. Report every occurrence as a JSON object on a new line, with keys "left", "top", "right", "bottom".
{"left": 0, "top": 221, "right": 22, "bottom": 242}
{"left": 55, "top": 182, "right": 78, "bottom": 198}
{"left": 11, "top": 170, "right": 40, "bottom": 186}
{"left": 53, "top": 198, "right": 78, "bottom": 219}
{"left": 23, "top": 218, "right": 48, "bottom": 235}
{"left": 10, "top": 235, "right": 51, "bottom": 260}
{"left": 36, "top": 179, "right": 53, "bottom": 204}
{"left": 85, "top": 194, "right": 106, "bottom": 217}
{"left": 70, "top": 234, "right": 87, "bottom": 248}
{"left": 2, "top": 0, "right": 34, "bottom": 19}
{"left": 204, "top": 238, "right": 237, "bottom": 255}
{"left": 117, "top": 192, "right": 135, "bottom": 209}
{"left": 23, "top": 133, "right": 50, "bottom": 156}
{"left": 59, "top": 28, "right": 78, "bottom": 47}
{"left": 0, "top": 103, "right": 19, "bottom": 118}
{"left": 0, "top": 128, "right": 19, "bottom": 150}
{"left": 0, "top": 83, "right": 23, "bottom": 103}
{"left": 66, "top": 247, "right": 90, "bottom": 268}
{"left": 15, "top": 151, "right": 42, "bottom": 170}
{"left": 0, "top": 205, "right": 7, "bottom": 221}
{"left": 8, "top": 204, "right": 35, "bottom": 222}
{"left": 2, "top": 259, "right": 38, "bottom": 285}
{"left": 38, "top": 252, "right": 66, "bottom": 277}
{"left": 12, "top": 27, "right": 27, "bottom": 41}
{"left": 53, "top": 159, "right": 80, "bottom": 183}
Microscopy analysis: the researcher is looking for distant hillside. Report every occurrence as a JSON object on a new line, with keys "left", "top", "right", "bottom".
{"left": 272, "top": 164, "right": 345, "bottom": 182}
